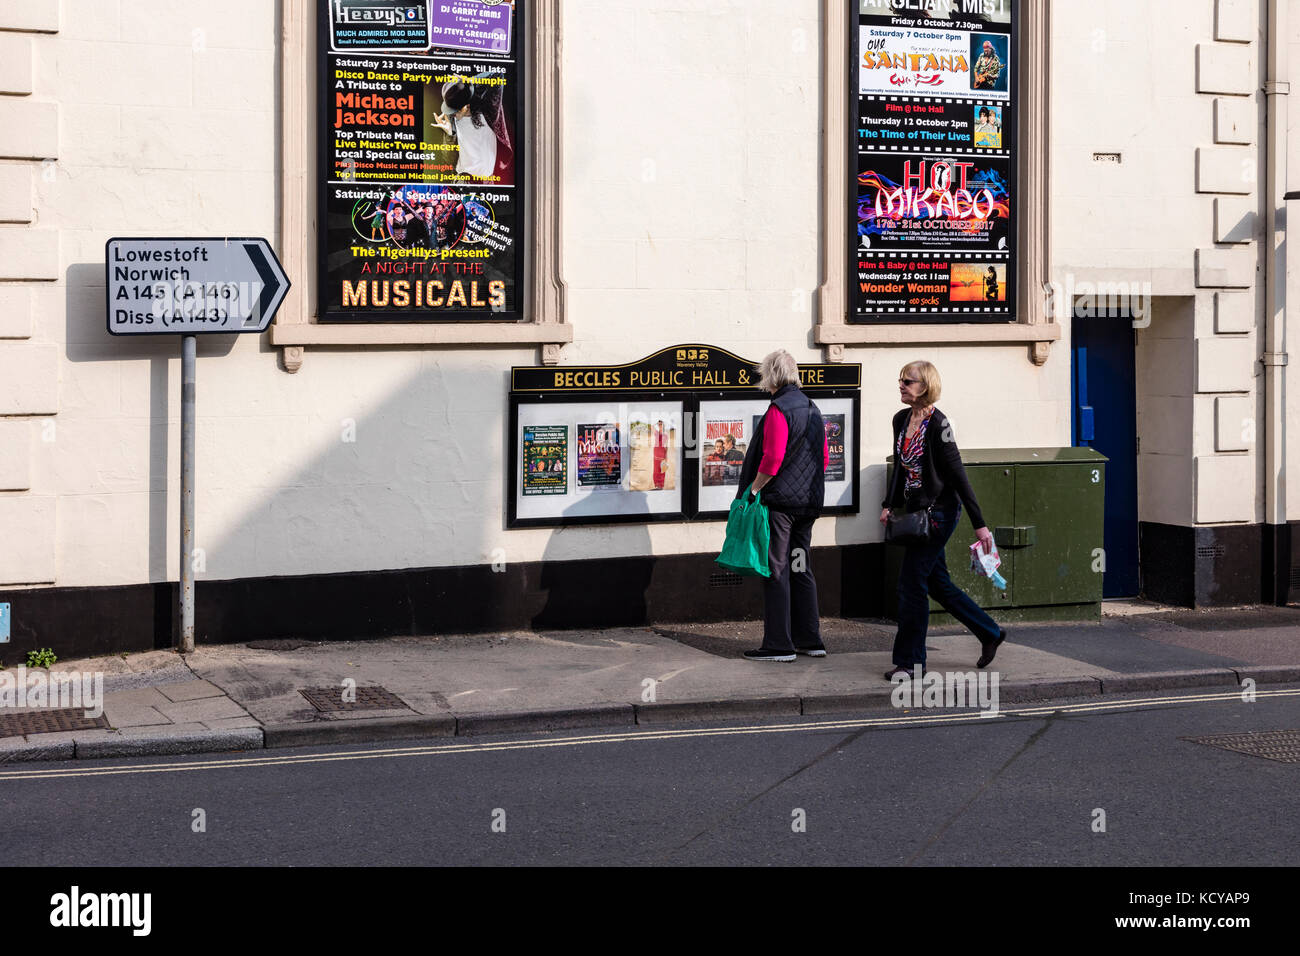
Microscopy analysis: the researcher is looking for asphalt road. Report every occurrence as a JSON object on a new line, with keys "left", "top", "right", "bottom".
{"left": 2, "top": 688, "right": 1298, "bottom": 867}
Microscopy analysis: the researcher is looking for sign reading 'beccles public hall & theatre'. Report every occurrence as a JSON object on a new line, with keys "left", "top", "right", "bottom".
{"left": 318, "top": 0, "right": 525, "bottom": 323}
{"left": 852, "top": 0, "right": 1016, "bottom": 324}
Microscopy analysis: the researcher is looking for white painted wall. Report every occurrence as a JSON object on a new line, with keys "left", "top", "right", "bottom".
{"left": 6, "top": 0, "right": 1295, "bottom": 593}
{"left": 1052, "top": 0, "right": 1277, "bottom": 528}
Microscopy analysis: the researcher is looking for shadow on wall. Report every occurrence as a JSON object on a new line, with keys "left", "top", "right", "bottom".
{"left": 58, "top": 258, "right": 529, "bottom": 643}
{"left": 834, "top": 461, "right": 887, "bottom": 618}
{"left": 65, "top": 262, "right": 239, "bottom": 587}
{"left": 531, "top": 497, "right": 654, "bottom": 629}
{"left": 45, "top": 260, "right": 878, "bottom": 645}
{"left": 191, "top": 362, "right": 526, "bottom": 643}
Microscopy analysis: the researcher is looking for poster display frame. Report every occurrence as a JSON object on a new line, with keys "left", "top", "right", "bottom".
{"left": 692, "top": 394, "right": 860, "bottom": 523}
{"left": 512, "top": 399, "right": 687, "bottom": 525}
{"left": 315, "top": 0, "right": 529, "bottom": 325}
{"left": 696, "top": 397, "right": 771, "bottom": 515}
{"left": 506, "top": 345, "right": 862, "bottom": 530}
{"left": 848, "top": 0, "right": 1018, "bottom": 326}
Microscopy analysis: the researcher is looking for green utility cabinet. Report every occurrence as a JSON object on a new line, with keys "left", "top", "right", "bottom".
{"left": 884, "top": 448, "right": 1108, "bottom": 622}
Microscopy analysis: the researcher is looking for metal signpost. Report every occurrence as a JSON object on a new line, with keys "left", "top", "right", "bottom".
{"left": 105, "top": 238, "right": 290, "bottom": 653}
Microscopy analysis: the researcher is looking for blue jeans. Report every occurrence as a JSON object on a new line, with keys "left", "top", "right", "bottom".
{"left": 892, "top": 502, "right": 1000, "bottom": 668}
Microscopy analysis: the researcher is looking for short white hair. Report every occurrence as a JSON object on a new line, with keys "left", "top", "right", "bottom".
{"left": 756, "top": 350, "right": 800, "bottom": 392}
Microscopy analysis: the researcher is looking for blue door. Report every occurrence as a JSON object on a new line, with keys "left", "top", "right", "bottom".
{"left": 1071, "top": 313, "right": 1140, "bottom": 597}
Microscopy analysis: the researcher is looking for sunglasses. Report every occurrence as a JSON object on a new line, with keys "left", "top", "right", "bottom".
{"left": 899, "top": 378, "right": 919, "bottom": 386}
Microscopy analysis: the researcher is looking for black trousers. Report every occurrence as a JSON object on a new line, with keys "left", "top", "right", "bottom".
{"left": 892, "top": 502, "right": 1000, "bottom": 667}
{"left": 760, "top": 510, "right": 822, "bottom": 652}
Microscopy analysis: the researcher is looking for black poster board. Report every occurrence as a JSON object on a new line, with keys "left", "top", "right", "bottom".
{"left": 507, "top": 346, "right": 862, "bottom": 528}
{"left": 850, "top": 0, "right": 1016, "bottom": 324}
{"left": 318, "top": 0, "right": 526, "bottom": 323}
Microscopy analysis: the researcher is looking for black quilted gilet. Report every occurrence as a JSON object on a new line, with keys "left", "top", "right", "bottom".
{"left": 757, "top": 386, "right": 825, "bottom": 517}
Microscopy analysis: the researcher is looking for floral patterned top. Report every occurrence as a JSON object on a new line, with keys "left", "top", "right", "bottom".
{"left": 897, "top": 409, "right": 934, "bottom": 498}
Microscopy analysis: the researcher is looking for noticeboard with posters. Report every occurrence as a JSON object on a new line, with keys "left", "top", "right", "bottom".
{"left": 513, "top": 402, "right": 686, "bottom": 524}
{"left": 508, "top": 346, "right": 861, "bottom": 528}
{"left": 851, "top": 0, "right": 1016, "bottom": 324}
{"left": 695, "top": 397, "right": 857, "bottom": 517}
{"left": 318, "top": 0, "right": 524, "bottom": 323}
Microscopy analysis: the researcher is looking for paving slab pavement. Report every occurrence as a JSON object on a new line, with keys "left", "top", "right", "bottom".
{"left": 0, "top": 608, "right": 1297, "bottom": 762}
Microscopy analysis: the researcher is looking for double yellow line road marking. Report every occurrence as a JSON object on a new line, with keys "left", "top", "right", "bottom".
{"left": 2, "top": 687, "right": 1297, "bottom": 783}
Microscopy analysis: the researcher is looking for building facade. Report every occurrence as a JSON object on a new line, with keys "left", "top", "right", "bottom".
{"left": 0, "top": 0, "right": 1297, "bottom": 656}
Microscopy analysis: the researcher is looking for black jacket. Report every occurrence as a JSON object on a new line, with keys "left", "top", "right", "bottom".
{"left": 735, "top": 384, "right": 825, "bottom": 517}
{"left": 883, "top": 406, "right": 986, "bottom": 529}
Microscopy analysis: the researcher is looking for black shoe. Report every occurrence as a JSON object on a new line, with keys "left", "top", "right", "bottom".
{"left": 744, "top": 648, "right": 796, "bottom": 663}
{"left": 884, "top": 665, "right": 925, "bottom": 681}
{"left": 795, "top": 646, "right": 827, "bottom": 658}
{"left": 977, "top": 628, "right": 1006, "bottom": 669}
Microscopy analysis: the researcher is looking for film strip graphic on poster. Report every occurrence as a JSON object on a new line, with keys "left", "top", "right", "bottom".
{"left": 318, "top": 0, "right": 525, "bottom": 323}
{"left": 851, "top": 0, "right": 1016, "bottom": 324}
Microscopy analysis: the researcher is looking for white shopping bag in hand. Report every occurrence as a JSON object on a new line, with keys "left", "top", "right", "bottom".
{"left": 970, "top": 539, "right": 1008, "bottom": 591}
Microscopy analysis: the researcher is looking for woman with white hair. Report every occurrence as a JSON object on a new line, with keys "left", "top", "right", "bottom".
{"left": 734, "top": 350, "right": 830, "bottom": 662}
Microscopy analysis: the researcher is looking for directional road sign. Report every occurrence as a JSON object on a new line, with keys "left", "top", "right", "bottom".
{"left": 106, "top": 237, "right": 291, "bottom": 335}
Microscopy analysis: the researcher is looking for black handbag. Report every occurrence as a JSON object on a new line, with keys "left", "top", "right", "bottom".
{"left": 884, "top": 505, "right": 932, "bottom": 547}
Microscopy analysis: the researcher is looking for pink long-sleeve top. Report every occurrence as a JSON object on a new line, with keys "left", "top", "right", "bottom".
{"left": 758, "top": 406, "right": 830, "bottom": 477}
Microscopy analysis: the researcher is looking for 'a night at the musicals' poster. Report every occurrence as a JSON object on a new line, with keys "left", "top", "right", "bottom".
{"left": 852, "top": 0, "right": 1015, "bottom": 324}
{"left": 319, "top": 1, "right": 524, "bottom": 322}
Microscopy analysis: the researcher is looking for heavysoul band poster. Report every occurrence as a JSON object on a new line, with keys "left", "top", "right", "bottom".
{"left": 319, "top": 0, "right": 524, "bottom": 322}
{"left": 851, "top": 0, "right": 1015, "bottom": 324}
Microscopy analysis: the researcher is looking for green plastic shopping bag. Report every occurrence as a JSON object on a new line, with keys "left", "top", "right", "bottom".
{"left": 715, "top": 489, "right": 771, "bottom": 577}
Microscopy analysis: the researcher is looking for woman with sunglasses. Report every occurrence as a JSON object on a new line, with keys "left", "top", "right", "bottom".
{"left": 879, "top": 361, "right": 1006, "bottom": 680}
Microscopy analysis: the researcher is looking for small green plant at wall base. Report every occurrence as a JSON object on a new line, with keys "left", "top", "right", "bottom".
{"left": 26, "top": 648, "right": 57, "bottom": 669}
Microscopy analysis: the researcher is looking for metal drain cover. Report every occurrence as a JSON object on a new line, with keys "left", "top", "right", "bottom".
{"left": 1182, "top": 730, "right": 1300, "bottom": 764}
{"left": 299, "top": 685, "right": 410, "bottom": 713}
{"left": 0, "top": 708, "right": 110, "bottom": 738}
